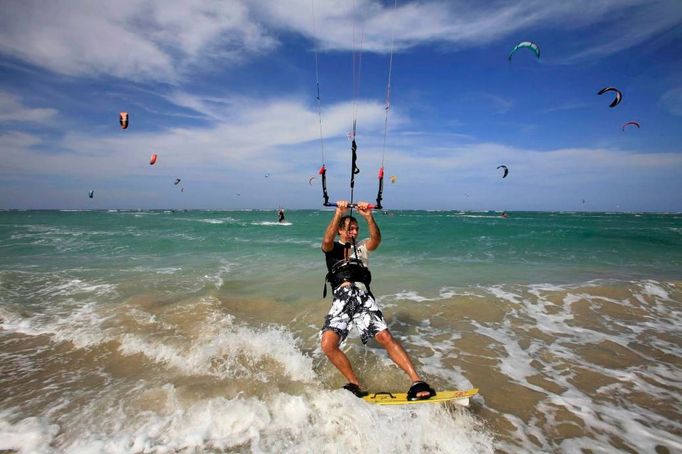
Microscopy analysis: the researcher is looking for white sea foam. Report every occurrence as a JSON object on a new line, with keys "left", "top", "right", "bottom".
{"left": 126, "top": 307, "right": 170, "bottom": 329}
{"left": 0, "top": 412, "right": 59, "bottom": 454}
{"left": 483, "top": 285, "right": 523, "bottom": 304}
{"left": 259, "top": 237, "right": 313, "bottom": 245}
{"left": 118, "top": 313, "right": 316, "bottom": 383}
{"left": 202, "top": 259, "right": 236, "bottom": 289}
{"left": 0, "top": 307, "right": 41, "bottom": 336}
{"left": 34, "top": 278, "right": 117, "bottom": 299}
{"left": 389, "top": 290, "right": 432, "bottom": 303}
{"left": 470, "top": 320, "right": 538, "bottom": 382}
{"left": 196, "top": 218, "right": 233, "bottom": 224}
{"left": 404, "top": 326, "right": 471, "bottom": 387}
{"left": 469, "top": 279, "right": 682, "bottom": 452}
{"left": 381, "top": 287, "right": 485, "bottom": 305}
{"left": 0, "top": 273, "right": 118, "bottom": 346}
{"left": 438, "top": 287, "right": 487, "bottom": 299}
{"left": 547, "top": 387, "right": 682, "bottom": 452}
{"left": 251, "top": 221, "right": 292, "bottom": 226}
{"left": 1, "top": 386, "right": 494, "bottom": 453}
{"left": 17, "top": 302, "right": 109, "bottom": 348}
{"left": 639, "top": 280, "right": 671, "bottom": 301}
{"left": 2, "top": 294, "right": 316, "bottom": 384}
{"left": 153, "top": 267, "right": 182, "bottom": 275}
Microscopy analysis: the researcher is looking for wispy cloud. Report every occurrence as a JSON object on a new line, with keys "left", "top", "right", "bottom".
{"left": 478, "top": 93, "right": 514, "bottom": 114}
{"left": 367, "top": 139, "right": 682, "bottom": 210}
{"left": 0, "top": 0, "right": 277, "bottom": 83}
{"left": 267, "top": 0, "right": 681, "bottom": 58}
{"left": 0, "top": 91, "right": 58, "bottom": 124}
{"left": 558, "top": 0, "right": 682, "bottom": 62}
{"left": 162, "top": 91, "right": 391, "bottom": 141}
{"left": 0, "top": 94, "right": 390, "bottom": 180}
{"left": 660, "top": 87, "right": 682, "bottom": 116}
{"left": 2, "top": 91, "right": 679, "bottom": 209}
{"left": 542, "top": 102, "right": 591, "bottom": 114}
{"left": 1, "top": 0, "right": 679, "bottom": 84}
{"left": 0, "top": 131, "right": 43, "bottom": 148}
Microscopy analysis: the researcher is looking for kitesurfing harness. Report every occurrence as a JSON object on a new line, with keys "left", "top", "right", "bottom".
{"left": 323, "top": 241, "right": 372, "bottom": 298}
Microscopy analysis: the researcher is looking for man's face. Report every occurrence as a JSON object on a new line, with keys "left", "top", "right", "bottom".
{"left": 339, "top": 220, "right": 359, "bottom": 241}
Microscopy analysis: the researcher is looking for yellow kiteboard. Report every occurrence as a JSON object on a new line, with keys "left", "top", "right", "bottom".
{"left": 362, "top": 388, "right": 478, "bottom": 406}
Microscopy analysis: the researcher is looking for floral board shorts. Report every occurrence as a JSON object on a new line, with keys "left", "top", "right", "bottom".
{"left": 321, "top": 283, "right": 388, "bottom": 344}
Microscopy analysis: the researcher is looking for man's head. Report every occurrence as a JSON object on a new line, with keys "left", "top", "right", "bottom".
{"left": 337, "top": 215, "right": 359, "bottom": 242}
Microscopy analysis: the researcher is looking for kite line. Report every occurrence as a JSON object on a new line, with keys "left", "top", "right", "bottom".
{"left": 313, "top": 0, "right": 398, "bottom": 212}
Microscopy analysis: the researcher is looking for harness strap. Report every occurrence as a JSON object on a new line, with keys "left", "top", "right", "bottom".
{"left": 323, "top": 258, "right": 372, "bottom": 298}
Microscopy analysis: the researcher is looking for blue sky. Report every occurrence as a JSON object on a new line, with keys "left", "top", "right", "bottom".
{"left": 1, "top": 0, "right": 681, "bottom": 211}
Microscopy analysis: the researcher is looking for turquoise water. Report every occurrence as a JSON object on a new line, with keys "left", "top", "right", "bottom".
{"left": 3, "top": 210, "right": 680, "bottom": 291}
{"left": 1, "top": 209, "right": 681, "bottom": 452}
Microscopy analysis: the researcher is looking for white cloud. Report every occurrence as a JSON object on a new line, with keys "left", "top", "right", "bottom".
{"left": 0, "top": 91, "right": 58, "bottom": 124}
{"left": 0, "top": 94, "right": 390, "bottom": 182}
{"left": 542, "top": 102, "right": 590, "bottom": 114}
{"left": 2, "top": 92, "right": 680, "bottom": 211}
{"left": 0, "top": 0, "right": 277, "bottom": 82}
{"left": 478, "top": 93, "right": 514, "bottom": 114}
{"left": 160, "top": 91, "right": 389, "bottom": 150}
{"left": 255, "top": 0, "right": 681, "bottom": 58}
{"left": 0, "top": 131, "right": 43, "bottom": 148}
{"left": 1, "top": 0, "right": 679, "bottom": 83}
{"left": 558, "top": 0, "right": 682, "bottom": 63}
{"left": 659, "top": 87, "right": 682, "bottom": 116}
{"left": 362, "top": 139, "right": 682, "bottom": 210}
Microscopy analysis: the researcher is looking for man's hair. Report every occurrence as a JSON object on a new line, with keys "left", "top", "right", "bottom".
{"left": 338, "top": 215, "right": 358, "bottom": 231}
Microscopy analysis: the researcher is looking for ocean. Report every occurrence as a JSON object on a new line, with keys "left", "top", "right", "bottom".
{"left": 0, "top": 209, "right": 680, "bottom": 453}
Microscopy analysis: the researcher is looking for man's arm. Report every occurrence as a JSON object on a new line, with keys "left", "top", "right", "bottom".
{"left": 356, "top": 202, "right": 381, "bottom": 251}
{"left": 321, "top": 201, "right": 348, "bottom": 252}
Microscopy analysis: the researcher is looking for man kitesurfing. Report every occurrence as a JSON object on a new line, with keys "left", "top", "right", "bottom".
{"left": 312, "top": 0, "right": 435, "bottom": 402}
{"left": 320, "top": 200, "right": 435, "bottom": 400}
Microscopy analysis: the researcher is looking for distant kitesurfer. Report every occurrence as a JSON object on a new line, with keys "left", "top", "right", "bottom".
{"left": 278, "top": 208, "right": 285, "bottom": 223}
{"left": 321, "top": 200, "right": 435, "bottom": 400}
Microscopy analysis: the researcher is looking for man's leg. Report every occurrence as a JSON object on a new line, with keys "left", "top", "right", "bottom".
{"left": 374, "top": 329, "right": 431, "bottom": 398}
{"left": 321, "top": 330, "right": 362, "bottom": 386}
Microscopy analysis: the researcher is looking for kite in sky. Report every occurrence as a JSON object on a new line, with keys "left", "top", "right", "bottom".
{"left": 497, "top": 165, "right": 509, "bottom": 178}
{"left": 597, "top": 87, "right": 622, "bottom": 107}
{"left": 622, "top": 121, "right": 640, "bottom": 131}
{"left": 508, "top": 41, "right": 540, "bottom": 61}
